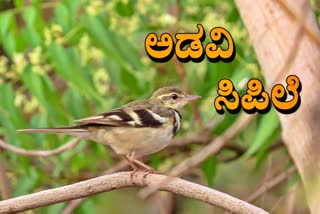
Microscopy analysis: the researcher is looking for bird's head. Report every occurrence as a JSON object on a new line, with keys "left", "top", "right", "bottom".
{"left": 151, "top": 86, "right": 201, "bottom": 109}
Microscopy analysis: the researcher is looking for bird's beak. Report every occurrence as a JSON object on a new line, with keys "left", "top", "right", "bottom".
{"left": 186, "top": 94, "right": 202, "bottom": 101}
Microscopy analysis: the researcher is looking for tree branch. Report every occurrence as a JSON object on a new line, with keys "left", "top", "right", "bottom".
{"left": 246, "top": 166, "right": 297, "bottom": 203}
{"left": 0, "top": 138, "right": 82, "bottom": 157}
{"left": 0, "top": 171, "right": 268, "bottom": 214}
{"left": 219, "top": 140, "right": 284, "bottom": 162}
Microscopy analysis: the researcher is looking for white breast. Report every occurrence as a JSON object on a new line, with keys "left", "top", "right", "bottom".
{"left": 91, "top": 125, "right": 174, "bottom": 158}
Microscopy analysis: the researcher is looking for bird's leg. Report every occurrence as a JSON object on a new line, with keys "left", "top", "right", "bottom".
{"left": 132, "top": 159, "right": 154, "bottom": 172}
{"left": 132, "top": 159, "right": 159, "bottom": 179}
{"left": 121, "top": 154, "right": 140, "bottom": 180}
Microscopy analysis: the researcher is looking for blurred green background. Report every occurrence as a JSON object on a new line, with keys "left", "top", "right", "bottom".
{"left": 0, "top": 0, "right": 319, "bottom": 213}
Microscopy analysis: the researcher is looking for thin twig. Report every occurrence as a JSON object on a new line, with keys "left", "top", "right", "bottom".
{"left": 269, "top": 182, "right": 300, "bottom": 213}
{"left": 0, "top": 155, "right": 11, "bottom": 199}
{"left": 169, "top": 134, "right": 212, "bottom": 147}
{"left": 0, "top": 138, "right": 82, "bottom": 157}
{"left": 219, "top": 140, "right": 284, "bottom": 162}
{"left": 62, "top": 198, "right": 83, "bottom": 214}
{"left": 140, "top": 113, "right": 255, "bottom": 198}
{"left": 0, "top": 171, "right": 268, "bottom": 214}
{"left": 246, "top": 166, "right": 297, "bottom": 203}
{"left": 165, "top": 193, "right": 177, "bottom": 214}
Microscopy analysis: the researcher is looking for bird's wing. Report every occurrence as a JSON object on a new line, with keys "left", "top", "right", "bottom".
{"left": 75, "top": 100, "right": 169, "bottom": 128}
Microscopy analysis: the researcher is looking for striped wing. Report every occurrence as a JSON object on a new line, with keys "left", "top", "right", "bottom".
{"left": 75, "top": 108, "right": 168, "bottom": 128}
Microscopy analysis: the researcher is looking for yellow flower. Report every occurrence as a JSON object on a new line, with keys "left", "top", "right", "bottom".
{"left": 14, "top": 93, "right": 25, "bottom": 108}
{"left": 0, "top": 56, "right": 8, "bottom": 74}
{"left": 141, "top": 56, "right": 151, "bottom": 66}
{"left": 51, "top": 24, "right": 63, "bottom": 36}
{"left": 32, "top": 65, "right": 45, "bottom": 75}
{"left": 43, "top": 64, "right": 52, "bottom": 73}
{"left": 12, "top": 53, "right": 27, "bottom": 74}
{"left": 44, "top": 27, "right": 52, "bottom": 45}
{"left": 182, "top": 121, "right": 190, "bottom": 130}
{"left": 86, "top": 0, "right": 104, "bottom": 16}
{"left": 91, "top": 47, "right": 104, "bottom": 65}
{"left": 5, "top": 70, "right": 16, "bottom": 80}
{"left": 186, "top": 6, "right": 199, "bottom": 15}
{"left": 79, "top": 35, "right": 90, "bottom": 65}
{"left": 24, "top": 96, "right": 40, "bottom": 113}
{"left": 245, "top": 63, "right": 259, "bottom": 77}
{"left": 29, "top": 47, "right": 42, "bottom": 65}
{"left": 94, "top": 68, "right": 109, "bottom": 94}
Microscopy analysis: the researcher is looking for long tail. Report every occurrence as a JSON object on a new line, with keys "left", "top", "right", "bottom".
{"left": 17, "top": 125, "right": 89, "bottom": 137}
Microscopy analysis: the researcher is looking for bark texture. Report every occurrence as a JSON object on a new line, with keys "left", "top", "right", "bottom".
{"left": 235, "top": 0, "right": 320, "bottom": 213}
{"left": 0, "top": 171, "right": 268, "bottom": 214}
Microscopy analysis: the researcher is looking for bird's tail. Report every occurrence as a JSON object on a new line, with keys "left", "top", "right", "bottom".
{"left": 17, "top": 125, "right": 89, "bottom": 137}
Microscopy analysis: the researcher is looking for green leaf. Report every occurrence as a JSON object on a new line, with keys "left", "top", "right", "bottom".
{"left": 63, "top": 88, "right": 89, "bottom": 119}
{"left": 150, "top": 154, "right": 161, "bottom": 170}
{"left": 82, "top": 15, "right": 142, "bottom": 70}
{"left": 201, "top": 156, "right": 218, "bottom": 186}
{"left": 54, "top": 3, "right": 70, "bottom": 31}
{"left": 244, "top": 108, "right": 280, "bottom": 157}
{"left": 0, "top": 109, "right": 19, "bottom": 146}
{"left": 80, "top": 198, "right": 96, "bottom": 213}
{"left": 0, "top": 11, "right": 12, "bottom": 36}
{"left": 14, "top": 0, "right": 24, "bottom": 8}
{"left": 23, "top": 27, "right": 41, "bottom": 47}
{"left": 2, "top": 32, "right": 16, "bottom": 56}
{"left": 63, "top": 0, "right": 80, "bottom": 26}
{"left": 13, "top": 167, "right": 39, "bottom": 196}
{"left": 120, "top": 68, "right": 143, "bottom": 95}
{"left": 82, "top": 15, "right": 118, "bottom": 56}
{"left": 21, "top": 66, "right": 67, "bottom": 124}
{"left": 111, "top": 30, "right": 143, "bottom": 70}
{"left": 115, "top": 1, "right": 135, "bottom": 17}
{"left": 47, "top": 42, "right": 103, "bottom": 103}
{"left": 31, "top": 0, "right": 41, "bottom": 6}
{"left": 42, "top": 203, "right": 66, "bottom": 214}
{"left": 22, "top": 7, "right": 36, "bottom": 27}
{"left": 0, "top": 83, "right": 30, "bottom": 146}
{"left": 29, "top": 113, "right": 48, "bottom": 145}
{"left": 104, "top": 59, "right": 121, "bottom": 85}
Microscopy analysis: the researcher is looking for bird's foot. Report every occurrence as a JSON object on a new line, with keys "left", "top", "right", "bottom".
{"left": 130, "top": 168, "right": 139, "bottom": 181}
{"left": 142, "top": 169, "right": 159, "bottom": 179}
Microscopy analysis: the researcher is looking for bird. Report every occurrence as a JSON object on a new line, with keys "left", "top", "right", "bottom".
{"left": 17, "top": 86, "right": 201, "bottom": 174}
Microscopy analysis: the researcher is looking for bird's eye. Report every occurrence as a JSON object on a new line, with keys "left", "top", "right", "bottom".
{"left": 171, "top": 94, "right": 178, "bottom": 100}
